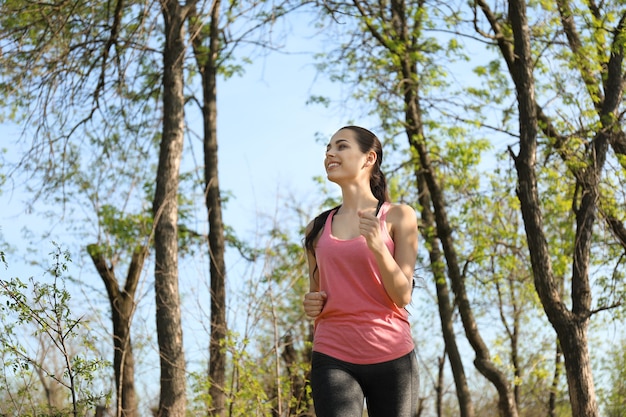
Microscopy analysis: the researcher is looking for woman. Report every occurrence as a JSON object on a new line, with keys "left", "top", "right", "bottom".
{"left": 303, "top": 125, "right": 419, "bottom": 417}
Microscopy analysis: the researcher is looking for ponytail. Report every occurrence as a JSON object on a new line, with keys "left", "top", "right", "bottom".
{"left": 370, "top": 159, "right": 390, "bottom": 204}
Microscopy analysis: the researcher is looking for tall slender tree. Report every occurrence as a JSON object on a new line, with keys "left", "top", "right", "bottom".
{"left": 152, "top": 0, "right": 198, "bottom": 414}
{"left": 187, "top": 0, "right": 306, "bottom": 413}
{"left": 188, "top": 1, "right": 227, "bottom": 412}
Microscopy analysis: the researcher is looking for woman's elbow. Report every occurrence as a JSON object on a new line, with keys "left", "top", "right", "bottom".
{"left": 395, "top": 291, "right": 412, "bottom": 309}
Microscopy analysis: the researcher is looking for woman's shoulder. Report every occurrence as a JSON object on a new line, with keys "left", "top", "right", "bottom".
{"left": 387, "top": 202, "right": 417, "bottom": 217}
{"left": 386, "top": 203, "right": 418, "bottom": 230}
{"left": 305, "top": 206, "right": 340, "bottom": 244}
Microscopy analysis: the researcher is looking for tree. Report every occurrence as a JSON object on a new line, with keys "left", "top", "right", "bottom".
{"left": 88, "top": 239, "right": 148, "bottom": 417}
{"left": 187, "top": 0, "right": 306, "bottom": 413}
{"left": 188, "top": 0, "right": 228, "bottom": 411}
{"left": 471, "top": 0, "right": 626, "bottom": 415}
{"left": 152, "top": 0, "right": 197, "bottom": 414}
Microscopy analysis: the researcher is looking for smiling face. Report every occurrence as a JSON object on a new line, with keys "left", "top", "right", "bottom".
{"left": 325, "top": 128, "right": 376, "bottom": 184}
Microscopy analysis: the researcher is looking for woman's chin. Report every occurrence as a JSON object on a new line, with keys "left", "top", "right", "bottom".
{"left": 326, "top": 173, "right": 340, "bottom": 183}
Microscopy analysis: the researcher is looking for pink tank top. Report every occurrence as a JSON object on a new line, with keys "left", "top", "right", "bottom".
{"left": 313, "top": 202, "right": 415, "bottom": 364}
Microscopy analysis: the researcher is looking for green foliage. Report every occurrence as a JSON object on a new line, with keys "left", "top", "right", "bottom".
{"left": 96, "top": 204, "right": 152, "bottom": 257}
{"left": 598, "top": 339, "right": 626, "bottom": 417}
{"left": 224, "top": 333, "right": 273, "bottom": 416}
{"left": 0, "top": 244, "right": 110, "bottom": 416}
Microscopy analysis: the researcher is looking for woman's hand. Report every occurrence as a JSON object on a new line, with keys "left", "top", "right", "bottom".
{"left": 358, "top": 209, "right": 383, "bottom": 252}
{"left": 303, "top": 291, "right": 327, "bottom": 319}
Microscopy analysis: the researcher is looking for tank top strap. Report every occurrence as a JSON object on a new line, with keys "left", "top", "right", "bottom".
{"left": 323, "top": 207, "right": 339, "bottom": 236}
{"left": 378, "top": 201, "right": 391, "bottom": 220}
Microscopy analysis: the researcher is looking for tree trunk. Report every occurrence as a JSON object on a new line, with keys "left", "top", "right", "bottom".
{"left": 504, "top": 0, "right": 601, "bottom": 415}
{"left": 153, "top": 0, "right": 188, "bottom": 414}
{"left": 88, "top": 244, "right": 145, "bottom": 417}
{"left": 559, "top": 321, "right": 597, "bottom": 417}
{"left": 417, "top": 173, "right": 475, "bottom": 417}
{"left": 189, "top": 0, "right": 227, "bottom": 414}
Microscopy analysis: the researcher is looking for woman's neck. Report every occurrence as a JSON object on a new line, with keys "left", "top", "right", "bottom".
{"left": 339, "top": 186, "right": 378, "bottom": 213}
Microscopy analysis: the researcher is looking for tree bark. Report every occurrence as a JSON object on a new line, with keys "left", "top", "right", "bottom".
{"left": 88, "top": 244, "right": 145, "bottom": 417}
{"left": 502, "top": 0, "right": 602, "bottom": 415}
{"left": 558, "top": 321, "right": 597, "bottom": 417}
{"left": 188, "top": 0, "right": 227, "bottom": 414}
{"left": 153, "top": 0, "right": 189, "bottom": 414}
{"left": 417, "top": 174, "right": 475, "bottom": 417}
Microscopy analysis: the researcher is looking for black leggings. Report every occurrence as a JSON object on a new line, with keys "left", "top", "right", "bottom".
{"left": 310, "top": 351, "right": 419, "bottom": 417}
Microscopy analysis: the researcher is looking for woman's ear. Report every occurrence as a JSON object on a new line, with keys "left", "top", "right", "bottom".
{"left": 365, "top": 151, "right": 377, "bottom": 167}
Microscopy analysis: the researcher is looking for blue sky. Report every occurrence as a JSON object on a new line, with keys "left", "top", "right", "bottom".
{"left": 215, "top": 48, "right": 344, "bottom": 231}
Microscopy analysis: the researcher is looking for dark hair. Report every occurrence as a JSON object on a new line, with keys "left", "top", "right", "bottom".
{"left": 304, "top": 126, "right": 389, "bottom": 255}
